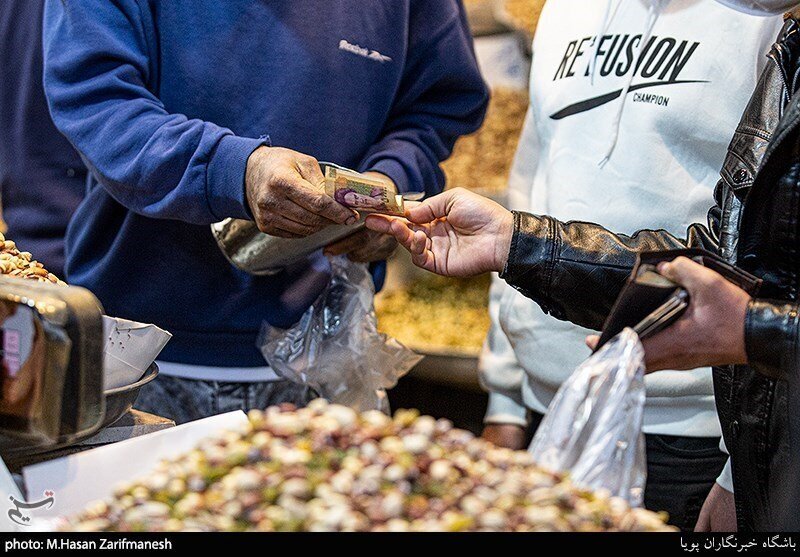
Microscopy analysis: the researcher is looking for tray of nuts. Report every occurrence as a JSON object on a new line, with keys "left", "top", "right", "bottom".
{"left": 62, "top": 400, "right": 674, "bottom": 532}
{"left": 494, "top": 0, "right": 546, "bottom": 55}
{"left": 0, "top": 232, "right": 65, "bottom": 285}
{"left": 442, "top": 87, "right": 529, "bottom": 200}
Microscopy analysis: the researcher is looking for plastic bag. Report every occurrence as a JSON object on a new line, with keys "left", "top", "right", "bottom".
{"left": 258, "top": 256, "right": 422, "bottom": 413}
{"left": 529, "top": 328, "right": 647, "bottom": 506}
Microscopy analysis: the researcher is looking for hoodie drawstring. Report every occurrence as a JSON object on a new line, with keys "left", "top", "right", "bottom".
{"left": 598, "top": 0, "right": 669, "bottom": 167}
{"left": 588, "top": 0, "right": 623, "bottom": 85}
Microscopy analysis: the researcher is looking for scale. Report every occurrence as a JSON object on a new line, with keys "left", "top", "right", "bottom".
{"left": 0, "top": 277, "right": 105, "bottom": 456}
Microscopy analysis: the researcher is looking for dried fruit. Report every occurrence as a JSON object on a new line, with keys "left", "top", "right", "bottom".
{"left": 63, "top": 401, "right": 673, "bottom": 532}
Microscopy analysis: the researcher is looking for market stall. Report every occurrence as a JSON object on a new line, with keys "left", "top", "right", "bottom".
{"left": 0, "top": 233, "right": 172, "bottom": 466}
{"left": 0, "top": 0, "right": 685, "bottom": 537}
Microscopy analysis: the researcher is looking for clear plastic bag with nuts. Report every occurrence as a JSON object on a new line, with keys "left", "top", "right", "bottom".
{"left": 258, "top": 256, "right": 422, "bottom": 413}
{"left": 529, "top": 328, "right": 647, "bottom": 507}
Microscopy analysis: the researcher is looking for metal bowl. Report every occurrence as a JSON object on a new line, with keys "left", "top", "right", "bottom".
{"left": 101, "top": 363, "right": 159, "bottom": 429}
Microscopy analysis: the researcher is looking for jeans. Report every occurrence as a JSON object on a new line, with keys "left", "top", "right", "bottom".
{"left": 134, "top": 375, "right": 314, "bottom": 425}
{"left": 529, "top": 412, "right": 726, "bottom": 531}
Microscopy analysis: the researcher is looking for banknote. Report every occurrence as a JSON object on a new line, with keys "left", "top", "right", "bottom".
{"left": 324, "top": 166, "right": 405, "bottom": 216}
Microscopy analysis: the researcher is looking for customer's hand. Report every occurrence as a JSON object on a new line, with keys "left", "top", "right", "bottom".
{"left": 365, "top": 188, "right": 514, "bottom": 277}
{"left": 482, "top": 424, "right": 527, "bottom": 450}
{"left": 586, "top": 256, "right": 751, "bottom": 372}
{"left": 324, "top": 229, "right": 398, "bottom": 262}
{"left": 695, "top": 483, "right": 737, "bottom": 532}
{"left": 246, "top": 147, "right": 358, "bottom": 238}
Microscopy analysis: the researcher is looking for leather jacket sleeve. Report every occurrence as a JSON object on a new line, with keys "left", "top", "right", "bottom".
{"left": 745, "top": 301, "right": 800, "bottom": 381}
{"left": 499, "top": 207, "right": 719, "bottom": 331}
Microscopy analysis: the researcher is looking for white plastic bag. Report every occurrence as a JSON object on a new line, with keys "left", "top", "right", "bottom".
{"left": 258, "top": 256, "right": 422, "bottom": 413}
{"left": 529, "top": 328, "right": 647, "bottom": 506}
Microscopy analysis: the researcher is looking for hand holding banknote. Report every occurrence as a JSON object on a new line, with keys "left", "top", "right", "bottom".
{"left": 246, "top": 147, "right": 358, "bottom": 238}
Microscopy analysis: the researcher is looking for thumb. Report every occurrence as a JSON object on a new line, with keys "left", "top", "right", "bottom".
{"left": 406, "top": 190, "right": 458, "bottom": 224}
{"left": 657, "top": 256, "right": 715, "bottom": 292}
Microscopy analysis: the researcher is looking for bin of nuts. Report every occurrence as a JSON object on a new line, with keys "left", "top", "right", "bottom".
{"left": 442, "top": 88, "right": 529, "bottom": 198}
{"left": 63, "top": 400, "right": 673, "bottom": 532}
{"left": 0, "top": 232, "right": 65, "bottom": 286}
{"left": 376, "top": 272, "right": 491, "bottom": 354}
{"left": 496, "top": 0, "right": 546, "bottom": 39}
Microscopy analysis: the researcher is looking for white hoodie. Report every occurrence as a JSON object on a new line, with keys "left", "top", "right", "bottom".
{"left": 480, "top": 0, "right": 782, "bottom": 438}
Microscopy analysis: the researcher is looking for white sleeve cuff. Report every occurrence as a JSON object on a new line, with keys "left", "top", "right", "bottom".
{"left": 484, "top": 391, "right": 529, "bottom": 426}
{"left": 716, "top": 457, "right": 734, "bottom": 493}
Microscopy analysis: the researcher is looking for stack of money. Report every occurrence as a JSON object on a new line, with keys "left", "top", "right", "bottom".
{"left": 324, "top": 167, "right": 405, "bottom": 216}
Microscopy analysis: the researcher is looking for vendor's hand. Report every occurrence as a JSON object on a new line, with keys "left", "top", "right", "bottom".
{"left": 482, "top": 424, "right": 527, "bottom": 450}
{"left": 324, "top": 229, "right": 398, "bottom": 262}
{"left": 695, "top": 483, "right": 737, "bottom": 532}
{"left": 364, "top": 188, "right": 514, "bottom": 277}
{"left": 585, "top": 256, "right": 751, "bottom": 372}
{"left": 246, "top": 147, "right": 358, "bottom": 238}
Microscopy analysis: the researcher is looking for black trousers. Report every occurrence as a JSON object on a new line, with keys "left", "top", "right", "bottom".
{"left": 529, "top": 412, "right": 727, "bottom": 531}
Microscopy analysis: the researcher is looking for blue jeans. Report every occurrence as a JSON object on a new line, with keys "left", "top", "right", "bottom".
{"left": 134, "top": 375, "right": 314, "bottom": 425}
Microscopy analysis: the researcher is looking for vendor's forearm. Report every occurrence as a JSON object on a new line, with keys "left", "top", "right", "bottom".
{"left": 43, "top": 0, "right": 263, "bottom": 225}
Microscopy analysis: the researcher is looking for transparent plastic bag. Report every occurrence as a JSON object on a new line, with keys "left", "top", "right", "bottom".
{"left": 529, "top": 328, "right": 647, "bottom": 506}
{"left": 258, "top": 256, "right": 422, "bottom": 413}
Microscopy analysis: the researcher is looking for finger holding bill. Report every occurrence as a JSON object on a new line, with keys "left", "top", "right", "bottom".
{"left": 365, "top": 213, "right": 436, "bottom": 271}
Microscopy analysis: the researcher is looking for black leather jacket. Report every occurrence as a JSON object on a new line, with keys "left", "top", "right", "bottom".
{"left": 500, "top": 18, "right": 800, "bottom": 531}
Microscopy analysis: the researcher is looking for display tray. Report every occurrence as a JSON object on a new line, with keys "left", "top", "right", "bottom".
{"left": 407, "top": 347, "right": 481, "bottom": 392}
{"left": 377, "top": 250, "right": 487, "bottom": 392}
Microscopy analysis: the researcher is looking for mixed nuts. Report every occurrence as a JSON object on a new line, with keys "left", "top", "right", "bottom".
{"left": 64, "top": 400, "right": 672, "bottom": 532}
{"left": 503, "top": 0, "right": 546, "bottom": 37}
{"left": 0, "top": 232, "right": 65, "bottom": 286}
{"left": 442, "top": 88, "right": 529, "bottom": 194}
{"left": 376, "top": 273, "right": 491, "bottom": 352}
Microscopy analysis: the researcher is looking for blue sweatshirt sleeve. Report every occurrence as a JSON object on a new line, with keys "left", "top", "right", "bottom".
{"left": 42, "top": 0, "right": 262, "bottom": 224}
{"left": 359, "top": 1, "right": 489, "bottom": 196}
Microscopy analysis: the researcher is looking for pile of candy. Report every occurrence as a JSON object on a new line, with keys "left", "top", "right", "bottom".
{"left": 65, "top": 401, "right": 672, "bottom": 532}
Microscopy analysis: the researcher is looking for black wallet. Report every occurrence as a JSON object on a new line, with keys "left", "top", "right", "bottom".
{"left": 594, "top": 248, "right": 762, "bottom": 351}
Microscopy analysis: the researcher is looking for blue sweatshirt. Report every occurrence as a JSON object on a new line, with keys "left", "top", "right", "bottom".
{"left": 0, "top": 0, "right": 86, "bottom": 278}
{"left": 43, "top": 0, "right": 488, "bottom": 367}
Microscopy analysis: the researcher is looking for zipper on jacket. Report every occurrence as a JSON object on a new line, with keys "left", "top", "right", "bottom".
{"left": 774, "top": 18, "right": 800, "bottom": 107}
